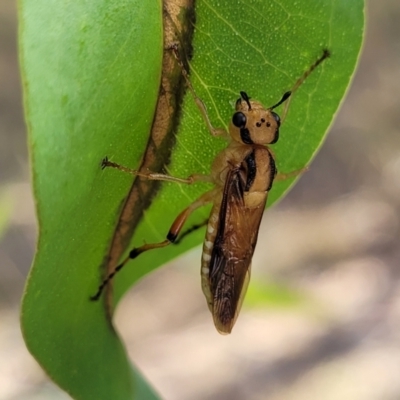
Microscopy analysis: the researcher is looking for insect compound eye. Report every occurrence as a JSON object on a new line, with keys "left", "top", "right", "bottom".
{"left": 232, "top": 111, "right": 247, "bottom": 128}
{"left": 271, "top": 111, "right": 281, "bottom": 127}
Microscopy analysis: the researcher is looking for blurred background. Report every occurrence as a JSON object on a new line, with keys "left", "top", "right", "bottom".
{"left": 1, "top": 1, "right": 400, "bottom": 399}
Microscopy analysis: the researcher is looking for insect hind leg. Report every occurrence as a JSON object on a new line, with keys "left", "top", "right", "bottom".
{"left": 173, "top": 218, "right": 209, "bottom": 245}
{"left": 90, "top": 189, "right": 217, "bottom": 300}
{"left": 90, "top": 239, "right": 171, "bottom": 301}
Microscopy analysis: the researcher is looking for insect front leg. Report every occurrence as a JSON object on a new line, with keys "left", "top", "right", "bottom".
{"left": 167, "top": 43, "right": 227, "bottom": 138}
{"left": 102, "top": 156, "right": 212, "bottom": 185}
{"left": 90, "top": 189, "right": 217, "bottom": 301}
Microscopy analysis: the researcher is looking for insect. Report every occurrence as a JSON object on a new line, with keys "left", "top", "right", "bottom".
{"left": 92, "top": 48, "right": 330, "bottom": 334}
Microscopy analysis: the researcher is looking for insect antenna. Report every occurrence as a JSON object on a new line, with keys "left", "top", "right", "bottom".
{"left": 290, "top": 49, "right": 331, "bottom": 94}
{"left": 280, "top": 49, "right": 330, "bottom": 122}
{"left": 240, "top": 91, "right": 252, "bottom": 110}
{"left": 270, "top": 91, "right": 292, "bottom": 110}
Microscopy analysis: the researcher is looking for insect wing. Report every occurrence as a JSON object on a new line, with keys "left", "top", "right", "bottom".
{"left": 209, "top": 167, "right": 267, "bottom": 334}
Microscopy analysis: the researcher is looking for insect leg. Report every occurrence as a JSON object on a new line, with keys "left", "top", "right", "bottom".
{"left": 275, "top": 166, "right": 309, "bottom": 182}
{"left": 90, "top": 189, "right": 217, "bottom": 300}
{"left": 281, "top": 49, "right": 330, "bottom": 123}
{"left": 168, "top": 43, "right": 227, "bottom": 138}
{"left": 173, "top": 218, "right": 209, "bottom": 245}
{"left": 102, "top": 156, "right": 213, "bottom": 184}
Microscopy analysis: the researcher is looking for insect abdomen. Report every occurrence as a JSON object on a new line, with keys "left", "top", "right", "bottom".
{"left": 200, "top": 205, "right": 219, "bottom": 313}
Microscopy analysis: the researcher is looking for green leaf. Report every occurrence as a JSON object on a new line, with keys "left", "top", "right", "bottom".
{"left": 21, "top": 0, "right": 364, "bottom": 398}
{"left": 20, "top": 0, "right": 163, "bottom": 399}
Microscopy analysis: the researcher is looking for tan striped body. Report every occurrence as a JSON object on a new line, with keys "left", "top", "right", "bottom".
{"left": 200, "top": 140, "right": 275, "bottom": 333}
{"left": 201, "top": 198, "right": 222, "bottom": 313}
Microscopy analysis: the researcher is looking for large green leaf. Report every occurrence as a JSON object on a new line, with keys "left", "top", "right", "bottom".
{"left": 20, "top": 0, "right": 162, "bottom": 399}
{"left": 21, "top": 0, "right": 364, "bottom": 399}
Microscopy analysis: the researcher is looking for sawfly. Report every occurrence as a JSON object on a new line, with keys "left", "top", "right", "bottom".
{"left": 92, "top": 47, "right": 330, "bottom": 334}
